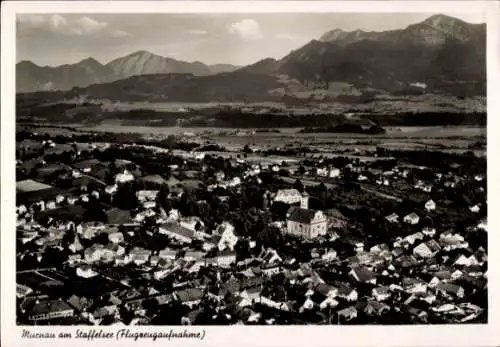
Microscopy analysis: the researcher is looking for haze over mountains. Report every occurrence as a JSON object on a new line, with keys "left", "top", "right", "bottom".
{"left": 17, "top": 14, "right": 486, "bottom": 101}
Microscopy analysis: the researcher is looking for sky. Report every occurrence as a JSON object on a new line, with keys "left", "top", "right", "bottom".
{"left": 16, "top": 12, "right": 486, "bottom": 67}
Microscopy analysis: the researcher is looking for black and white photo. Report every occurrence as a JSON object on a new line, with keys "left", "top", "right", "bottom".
{"left": 1, "top": 1, "right": 499, "bottom": 346}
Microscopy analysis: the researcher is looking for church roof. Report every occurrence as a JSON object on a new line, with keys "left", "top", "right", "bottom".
{"left": 287, "top": 207, "right": 318, "bottom": 224}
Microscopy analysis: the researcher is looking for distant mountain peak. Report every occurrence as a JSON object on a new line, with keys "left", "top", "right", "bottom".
{"left": 423, "top": 13, "right": 465, "bottom": 27}
{"left": 76, "top": 57, "right": 103, "bottom": 67}
{"left": 127, "top": 50, "right": 159, "bottom": 59}
{"left": 17, "top": 60, "right": 39, "bottom": 68}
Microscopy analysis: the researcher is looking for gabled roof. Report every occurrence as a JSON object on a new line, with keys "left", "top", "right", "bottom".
{"left": 160, "top": 222, "right": 194, "bottom": 240}
{"left": 405, "top": 212, "right": 420, "bottom": 220}
{"left": 350, "top": 267, "right": 377, "bottom": 283}
{"left": 287, "top": 207, "right": 319, "bottom": 224}
{"left": 275, "top": 189, "right": 301, "bottom": 197}
{"left": 106, "top": 208, "right": 133, "bottom": 225}
{"left": 140, "top": 174, "right": 168, "bottom": 185}
{"left": 176, "top": 288, "right": 204, "bottom": 302}
{"left": 30, "top": 299, "right": 73, "bottom": 315}
{"left": 16, "top": 179, "right": 53, "bottom": 193}
{"left": 72, "top": 159, "right": 105, "bottom": 170}
{"left": 436, "top": 282, "right": 463, "bottom": 295}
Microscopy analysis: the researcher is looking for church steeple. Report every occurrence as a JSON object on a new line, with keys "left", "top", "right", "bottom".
{"left": 300, "top": 192, "right": 309, "bottom": 209}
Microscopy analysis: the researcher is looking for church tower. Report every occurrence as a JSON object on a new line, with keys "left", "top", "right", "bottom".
{"left": 300, "top": 192, "right": 309, "bottom": 209}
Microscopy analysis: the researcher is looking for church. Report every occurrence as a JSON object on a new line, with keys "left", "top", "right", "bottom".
{"left": 286, "top": 193, "right": 328, "bottom": 240}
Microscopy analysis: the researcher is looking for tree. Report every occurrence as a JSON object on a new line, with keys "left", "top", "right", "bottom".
{"left": 293, "top": 179, "right": 304, "bottom": 193}
{"left": 114, "top": 183, "right": 139, "bottom": 210}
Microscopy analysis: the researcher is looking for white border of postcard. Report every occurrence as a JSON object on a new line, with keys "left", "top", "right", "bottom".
{"left": 2, "top": 1, "right": 500, "bottom": 347}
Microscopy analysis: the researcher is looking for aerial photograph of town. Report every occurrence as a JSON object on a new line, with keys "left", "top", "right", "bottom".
{"left": 14, "top": 12, "right": 487, "bottom": 326}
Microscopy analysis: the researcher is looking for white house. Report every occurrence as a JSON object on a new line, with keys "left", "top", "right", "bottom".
{"left": 76, "top": 266, "right": 98, "bottom": 279}
{"left": 422, "top": 227, "right": 436, "bottom": 237}
{"left": 274, "top": 189, "right": 302, "bottom": 205}
{"left": 469, "top": 204, "right": 481, "bottom": 213}
{"left": 413, "top": 243, "right": 436, "bottom": 259}
{"left": 329, "top": 168, "right": 341, "bottom": 178}
{"left": 136, "top": 190, "right": 159, "bottom": 202}
{"left": 108, "top": 232, "right": 124, "bottom": 244}
{"left": 115, "top": 170, "right": 134, "bottom": 184}
{"left": 385, "top": 213, "right": 399, "bottom": 223}
{"left": 404, "top": 213, "right": 420, "bottom": 225}
{"left": 105, "top": 185, "right": 118, "bottom": 195}
{"left": 372, "top": 286, "right": 391, "bottom": 302}
{"left": 159, "top": 223, "right": 194, "bottom": 244}
{"left": 216, "top": 250, "right": 237, "bottom": 267}
{"left": 425, "top": 200, "right": 436, "bottom": 212}
{"left": 217, "top": 222, "right": 239, "bottom": 251}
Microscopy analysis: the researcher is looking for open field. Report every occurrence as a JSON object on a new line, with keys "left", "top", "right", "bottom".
{"left": 19, "top": 123, "right": 486, "bottom": 160}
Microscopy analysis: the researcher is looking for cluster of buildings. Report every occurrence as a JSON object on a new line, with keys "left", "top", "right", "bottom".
{"left": 15, "top": 133, "right": 487, "bottom": 325}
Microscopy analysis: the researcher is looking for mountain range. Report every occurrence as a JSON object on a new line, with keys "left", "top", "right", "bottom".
{"left": 17, "top": 14, "right": 486, "bottom": 100}
{"left": 16, "top": 52, "right": 241, "bottom": 92}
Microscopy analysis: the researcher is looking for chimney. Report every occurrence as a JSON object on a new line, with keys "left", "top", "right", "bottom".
{"left": 300, "top": 193, "right": 309, "bottom": 209}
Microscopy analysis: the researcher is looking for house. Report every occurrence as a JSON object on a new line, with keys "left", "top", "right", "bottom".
{"left": 260, "top": 248, "right": 282, "bottom": 265}
{"left": 349, "top": 267, "right": 377, "bottom": 284}
{"left": 159, "top": 223, "right": 195, "bottom": 244}
{"left": 274, "top": 189, "right": 302, "bottom": 205}
{"left": 76, "top": 265, "right": 98, "bottom": 278}
{"left": 184, "top": 251, "right": 205, "bottom": 262}
{"left": 105, "top": 185, "right": 118, "bottom": 195}
{"left": 435, "top": 283, "right": 465, "bottom": 299}
{"left": 216, "top": 250, "right": 237, "bottom": 267}
{"left": 115, "top": 170, "right": 135, "bottom": 184}
{"left": 385, "top": 213, "right": 399, "bottom": 223}
{"left": 67, "top": 254, "right": 82, "bottom": 265}
{"left": 329, "top": 168, "right": 341, "bottom": 178}
{"left": 337, "top": 285, "right": 358, "bottom": 302}
{"left": 175, "top": 288, "right": 204, "bottom": 307}
{"left": 469, "top": 204, "right": 481, "bottom": 213}
{"left": 216, "top": 222, "right": 239, "bottom": 251}
{"left": 115, "top": 254, "right": 131, "bottom": 266}
{"left": 320, "top": 297, "right": 339, "bottom": 310}
{"left": 28, "top": 299, "right": 74, "bottom": 321}
{"left": 364, "top": 301, "right": 390, "bottom": 316}
{"left": 413, "top": 242, "right": 438, "bottom": 259}
{"left": 136, "top": 190, "right": 159, "bottom": 202}
{"left": 286, "top": 194, "right": 327, "bottom": 240}
{"left": 321, "top": 249, "right": 337, "bottom": 262}
{"left": 404, "top": 213, "right": 420, "bottom": 225}
{"left": 402, "top": 278, "right": 427, "bottom": 294}
{"left": 92, "top": 305, "right": 119, "bottom": 321}
{"left": 337, "top": 306, "right": 357, "bottom": 321}
{"left": 129, "top": 247, "right": 151, "bottom": 265}
{"left": 358, "top": 174, "right": 368, "bottom": 182}
{"left": 421, "top": 185, "right": 432, "bottom": 193}
{"left": 16, "top": 284, "right": 34, "bottom": 298}
{"left": 404, "top": 232, "right": 424, "bottom": 245}
{"left": 451, "top": 270, "right": 464, "bottom": 280}
{"left": 67, "top": 295, "right": 93, "bottom": 313}
{"left": 324, "top": 208, "right": 347, "bottom": 229}
{"left": 261, "top": 264, "right": 281, "bottom": 277}
{"left": 372, "top": 286, "right": 391, "bottom": 301}
{"left": 84, "top": 244, "right": 106, "bottom": 263}
{"left": 316, "top": 167, "right": 329, "bottom": 177}
{"left": 422, "top": 227, "right": 436, "bottom": 237}
{"left": 440, "top": 233, "right": 468, "bottom": 251}
{"left": 108, "top": 232, "right": 124, "bottom": 244}
{"left": 425, "top": 200, "right": 436, "bottom": 211}
{"left": 68, "top": 234, "right": 83, "bottom": 253}
{"left": 315, "top": 283, "right": 338, "bottom": 299}
{"left": 240, "top": 287, "right": 263, "bottom": 304}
